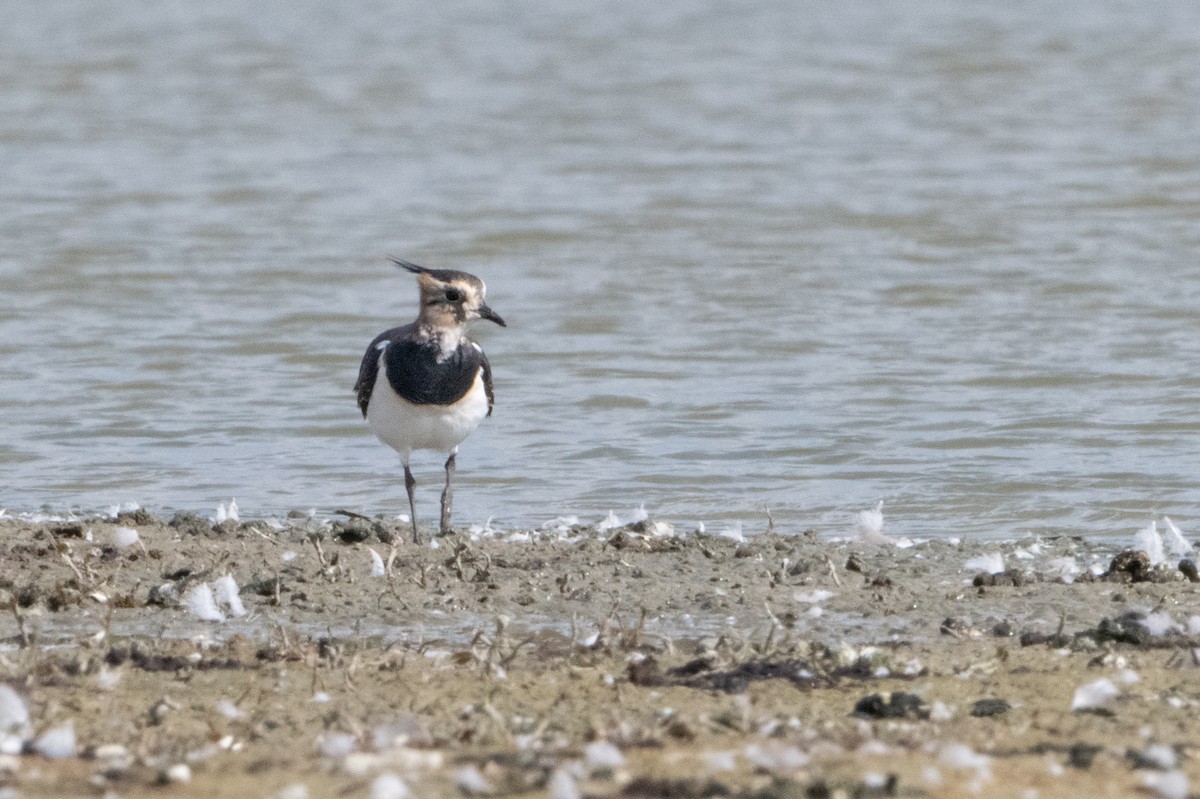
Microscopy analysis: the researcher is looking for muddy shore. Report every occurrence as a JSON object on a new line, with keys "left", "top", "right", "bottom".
{"left": 1, "top": 510, "right": 1199, "bottom": 798}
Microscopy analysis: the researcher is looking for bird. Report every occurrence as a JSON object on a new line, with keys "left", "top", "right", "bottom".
{"left": 355, "top": 258, "right": 506, "bottom": 543}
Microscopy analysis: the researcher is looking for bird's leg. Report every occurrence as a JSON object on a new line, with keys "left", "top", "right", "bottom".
{"left": 404, "top": 464, "right": 420, "bottom": 545}
{"left": 439, "top": 451, "right": 456, "bottom": 536}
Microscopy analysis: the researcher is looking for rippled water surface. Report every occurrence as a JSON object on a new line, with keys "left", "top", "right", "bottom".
{"left": 3, "top": 1, "right": 1200, "bottom": 539}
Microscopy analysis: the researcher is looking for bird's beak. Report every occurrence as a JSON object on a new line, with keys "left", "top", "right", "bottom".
{"left": 478, "top": 303, "right": 506, "bottom": 327}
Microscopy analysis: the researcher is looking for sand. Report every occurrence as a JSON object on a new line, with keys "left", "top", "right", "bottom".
{"left": 1, "top": 510, "right": 1199, "bottom": 798}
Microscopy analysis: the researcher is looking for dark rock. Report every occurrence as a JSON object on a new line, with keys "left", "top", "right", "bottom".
{"left": 331, "top": 519, "right": 372, "bottom": 543}
{"left": 605, "top": 531, "right": 636, "bottom": 550}
{"left": 620, "top": 776, "right": 731, "bottom": 798}
{"left": 852, "top": 692, "right": 926, "bottom": 720}
{"left": 676, "top": 659, "right": 821, "bottom": 693}
{"left": 670, "top": 656, "right": 718, "bottom": 678}
{"left": 832, "top": 656, "right": 875, "bottom": 680}
{"left": 1093, "top": 612, "right": 1152, "bottom": 647}
{"left": 14, "top": 583, "right": 37, "bottom": 607}
{"left": 1179, "top": 559, "right": 1200, "bottom": 583}
{"left": 115, "top": 508, "right": 156, "bottom": 526}
{"left": 787, "top": 560, "right": 812, "bottom": 576}
{"left": 969, "top": 698, "right": 1011, "bottom": 717}
{"left": 940, "top": 617, "right": 972, "bottom": 636}
{"left": 1066, "top": 742, "right": 1102, "bottom": 769}
{"left": 168, "top": 512, "right": 214, "bottom": 536}
{"left": 627, "top": 656, "right": 662, "bottom": 687}
{"left": 805, "top": 781, "right": 831, "bottom": 799}
{"left": 1019, "top": 631, "right": 1070, "bottom": 648}
{"left": 245, "top": 576, "right": 283, "bottom": 598}
{"left": 1103, "top": 549, "right": 1152, "bottom": 582}
{"left": 973, "top": 569, "right": 1027, "bottom": 587}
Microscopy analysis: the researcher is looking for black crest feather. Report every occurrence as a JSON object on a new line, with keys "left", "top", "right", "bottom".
{"left": 389, "top": 257, "right": 428, "bottom": 275}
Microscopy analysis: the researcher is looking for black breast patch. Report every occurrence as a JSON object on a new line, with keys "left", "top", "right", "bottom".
{"left": 384, "top": 338, "right": 482, "bottom": 406}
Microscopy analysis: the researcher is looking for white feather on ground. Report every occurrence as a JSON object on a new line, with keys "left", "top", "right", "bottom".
{"left": 939, "top": 743, "right": 991, "bottom": 776}
{"left": 1142, "top": 770, "right": 1189, "bottom": 799}
{"left": 1071, "top": 678, "right": 1118, "bottom": 711}
{"left": 111, "top": 526, "right": 141, "bottom": 548}
{"left": 183, "top": 583, "right": 225, "bottom": 622}
{"left": 1138, "top": 745, "right": 1177, "bottom": 770}
{"left": 0, "top": 685, "right": 31, "bottom": 754}
{"left": 1162, "top": 517, "right": 1193, "bottom": 557}
{"left": 34, "top": 721, "right": 76, "bottom": 758}
{"left": 317, "top": 732, "right": 356, "bottom": 758}
{"left": 1043, "top": 557, "right": 1081, "bottom": 583}
{"left": 541, "top": 516, "right": 580, "bottom": 533}
{"left": 215, "top": 699, "right": 242, "bottom": 720}
{"left": 1142, "top": 612, "right": 1181, "bottom": 637}
{"left": 1135, "top": 521, "right": 1166, "bottom": 565}
{"left": 453, "top": 766, "right": 492, "bottom": 795}
{"left": 95, "top": 666, "right": 123, "bottom": 691}
{"left": 368, "top": 548, "right": 386, "bottom": 577}
{"left": 963, "top": 553, "right": 1005, "bottom": 574}
{"left": 584, "top": 740, "right": 626, "bottom": 770}
{"left": 744, "top": 742, "right": 809, "bottom": 772}
{"left": 0, "top": 685, "right": 30, "bottom": 732}
{"left": 370, "top": 773, "right": 411, "bottom": 799}
{"left": 548, "top": 769, "right": 581, "bottom": 799}
{"left": 853, "top": 501, "right": 888, "bottom": 544}
{"left": 720, "top": 521, "right": 745, "bottom": 542}
{"left": 793, "top": 589, "right": 835, "bottom": 604}
{"left": 212, "top": 575, "right": 246, "bottom": 618}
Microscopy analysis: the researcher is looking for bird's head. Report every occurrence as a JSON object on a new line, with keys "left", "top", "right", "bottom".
{"left": 391, "top": 257, "right": 506, "bottom": 329}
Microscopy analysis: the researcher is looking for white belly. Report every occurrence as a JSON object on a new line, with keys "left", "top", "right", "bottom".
{"left": 367, "top": 359, "right": 490, "bottom": 460}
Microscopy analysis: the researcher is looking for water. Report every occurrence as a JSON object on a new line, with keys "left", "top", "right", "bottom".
{"left": 3, "top": 1, "right": 1200, "bottom": 540}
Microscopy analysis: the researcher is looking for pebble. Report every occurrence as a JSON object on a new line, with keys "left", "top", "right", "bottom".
{"left": 34, "top": 722, "right": 76, "bottom": 759}
{"left": 370, "top": 774, "right": 410, "bottom": 799}
{"left": 162, "top": 763, "right": 192, "bottom": 784}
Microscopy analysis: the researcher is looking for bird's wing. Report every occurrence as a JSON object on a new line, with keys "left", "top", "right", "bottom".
{"left": 474, "top": 342, "right": 495, "bottom": 417}
{"left": 355, "top": 324, "right": 413, "bottom": 418}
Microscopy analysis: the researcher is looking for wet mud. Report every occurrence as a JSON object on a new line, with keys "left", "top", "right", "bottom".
{"left": 1, "top": 512, "right": 1199, "bottom": 798}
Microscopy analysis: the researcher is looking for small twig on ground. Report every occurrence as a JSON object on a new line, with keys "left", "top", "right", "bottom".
{"left": 8, "top": 600, "right": 30, "bottom": 649}
{"left": 824, "top": 554, "right": 842, "bottom": 587}
{"left": 308, "top": 532, "right": 327, "bottom": 567}
{"left": 334, "top": 509, "right": 372, "bottom": 521}
{"left": 60, "top": 551, "right": 87, "bottom": 584}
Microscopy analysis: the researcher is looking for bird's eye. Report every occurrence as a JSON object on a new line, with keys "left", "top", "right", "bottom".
{"left": 444, "top": 288, "right": 461, "bottom": 302}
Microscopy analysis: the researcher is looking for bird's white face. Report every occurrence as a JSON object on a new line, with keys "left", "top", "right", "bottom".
{"left": 415, "top": 271, "right": 506, "bottom": 334}
{"left": 418, "top": 274, "right": 483, "bottom": 325}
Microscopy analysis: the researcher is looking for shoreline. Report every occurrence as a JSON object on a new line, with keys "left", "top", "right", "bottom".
{"left": 1, "top": 510, "right": 1198, "bottom": 797}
